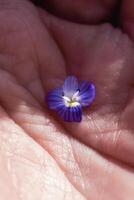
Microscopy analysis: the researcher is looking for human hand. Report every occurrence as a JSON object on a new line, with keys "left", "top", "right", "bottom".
{"left": 0, "top": 0, "right": 134, "bottom": 199}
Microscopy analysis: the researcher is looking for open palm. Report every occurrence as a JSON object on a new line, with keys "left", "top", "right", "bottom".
{"left": 0, "top": 0, "right": 134, "bottom": 199}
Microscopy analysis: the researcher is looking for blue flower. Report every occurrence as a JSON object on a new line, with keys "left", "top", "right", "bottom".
{"left": 46, "top": 76, "right": 95, "bottom": 122}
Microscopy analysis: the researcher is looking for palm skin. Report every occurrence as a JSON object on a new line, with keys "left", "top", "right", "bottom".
{"left": 0, "top": 0, "right": 134, "bottom": 199}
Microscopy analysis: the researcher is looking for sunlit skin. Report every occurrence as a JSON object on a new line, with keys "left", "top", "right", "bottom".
{"left": 0, "top": 0, "right": 134, "bottom": 199}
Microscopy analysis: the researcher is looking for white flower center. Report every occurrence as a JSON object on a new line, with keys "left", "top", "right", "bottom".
{"left": 63, "top": 90, "right": 80, "bottom": 107}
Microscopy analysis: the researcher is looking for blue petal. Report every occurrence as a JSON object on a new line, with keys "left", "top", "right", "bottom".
{"left": 46, "top": 87, "right": 64, "bottom": 110}
{"left": 79, "top": 81, "right": 95, "bottom": 106}
{"left": 63, "top": 76, "right": 79, "bottom": 97}
{"left": 58, "top": 105, "right": 82, "bottom": 122}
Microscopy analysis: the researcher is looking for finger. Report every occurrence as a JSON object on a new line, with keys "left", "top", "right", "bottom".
{"left": 0, "top": 0, "right": 66, "bottom": 104}
{"left": 121, "top": 0, "right": 134, "bottom": 40}
{"left": 33, "top": 0, "right": 118, "bottom": 24}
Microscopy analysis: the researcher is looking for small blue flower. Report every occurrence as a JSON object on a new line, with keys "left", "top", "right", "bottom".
{"left": 47, "top": 76, "right": 95, "bottom": 122}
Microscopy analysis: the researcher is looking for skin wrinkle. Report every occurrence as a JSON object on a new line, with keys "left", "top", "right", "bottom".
{"left": 6, "top": 158, "right": 19, "bottom": 197}
{"left": 0, "top": 65, "right": 133, "bottom": 172}
{"left": 0, "top": 36, "right": 43, "bottom": 106}
{"left": 16, "top": 8, "right": 45, "bottom": 94}
{"left": 0, "top": 70, "right": 44, "bottom": 129}
{"left": 59, "top": 141, "right": 86, "bottom": 193}
{"left": 1, "top": 95, "right": 87, "bottom": 198}
{"left": 39, "top": 10, "right": 67, "bottom": 73}
{"left": 2, "top": 148, "right": 43, "bottom": 169}
{"left": 0, "top": 108, "right": 84, "bottom": 200}
{"left": 70, "top": 143, "right": 99, "bottom": 199}
{"left": 23, "top": 119, "right": 87, "bottom": 196}
{"left": 1, "top": 122, "right": 52, "bottom": 168}
{"left": 0, "top": 0, "right": 133, "bottom": 199}
{"left": 69, "top": 141, "right": 86, "bottom": 191}
{"left": 11, "top": 99, "right": 90, "bottom": 198}
{"left": 97, "top": 158, "right": 115, "bottom": 200}
{"left": 26, "top": 8, "right": 65, "bottom": 89}
{"left": 119, "top": 86, "right": 134, "bottom": 116}
{"left": 65, "top": 105, "right": 134, "bottom": 166}
{"left": 84, "top": 114, "right": 119, "bottom": 135}
{"left": 0, "top": 1, "right": 65, "bottom": 102}
{"left": 50, "top": 26, "right": 96, "bottom": 71}
{"left": 96, "top": 109, "right": 121, "bottom": 150}
{"left": 66, "top": 143, "right": 92, "bottom": 198}
{"left": 8, "top": 6, "right": 45, "bottom": 100}
{"left": 111, "top": 104, "right": 125, "bottom": 153}
{"left": 0, "top": 112, "right": 35, "bottom": 200}
{"left": 0, "top": 70, "right": 43, "bottom": 114}
{"left": 66, "top": 105, "right": 132, "bottom": 165}
{"left": 6, "top": 151, "right": 49, "bottom": 199}
{"left": 86, "top": 114, "right": 102, "bottom": 135}
{"left": 110, "top": 85, "right": 133, "bottom": 153}
{"left": 112, "top": 130, "right": 122, "bottom": 155}
{"left": 0, "top": 156, "right": 20, "bottom": 199}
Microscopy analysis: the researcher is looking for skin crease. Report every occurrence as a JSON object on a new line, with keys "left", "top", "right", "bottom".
{"left": 0, "top": 0, "right": 134, "bottom": 199}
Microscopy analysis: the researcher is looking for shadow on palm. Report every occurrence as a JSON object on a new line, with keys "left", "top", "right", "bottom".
{"left": 0, "top": 0, "right": 134, "bottom": 199}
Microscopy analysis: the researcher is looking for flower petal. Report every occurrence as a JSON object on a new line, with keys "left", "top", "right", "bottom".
{"left": 63, "top": 76, "right": 79, "bottom": 97}
{"left": 79, "top": 81, "right": 95, "bottom": 106}
{"left": 58, "top": 105, "right": 82, "bottom": 122}
{"left": 46, "top": 87, "right": 64, "bottom": 110}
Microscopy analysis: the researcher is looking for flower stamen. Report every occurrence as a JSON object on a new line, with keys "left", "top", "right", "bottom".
{"left": 63, "top": 91, "right": 80, "bottom": 107}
